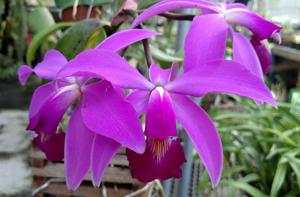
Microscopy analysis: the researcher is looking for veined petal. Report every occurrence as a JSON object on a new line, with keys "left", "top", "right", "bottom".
{"left": 184, "top": 15, "right": 229, "bottom": 72}
{"left": 91, "top": 135, "right": 120, "bottom": 187}
{"left": 126, "top": 137, "right": 186, "bottom": 182}
{"left": 251, "top": 37, "right": 272, "bottom": 74}
{"left": 81, "top": 80, "right": 145, "bottom": 154}
{"left": 33, "top": 132, "right": 65, "bottom": 161}
{"left": 28, "top": 84, "right": 80, "bottom": 134}
{"left": 231, "top": 31, "right": 263, "bottom": 78}
{"left": 131, "top": 0, "right": 217, "bottom": 27}
{"left": 149, "top": 64, "right": 171, "bottom": 85}
{"left": 165, "top": 60, "right": 276, "bottom": 106}
{"left": 58, "top": 49, "right": 154, "bottom": 90}
{"left": 65, "top": 103, "right": 94, "bottom": 190}
{"left": 127, "top": 90, "right": 150, "bottom": 116}
{"left": 225, "top": 9, "right": 282, "bottom": 41}
{"left": 96, "top": 29, "right": 158, "bottom": 52}
{"left": 145, "top": 87, "right": 177, "bottom": 139}
{"left": 171, "top": 94, "right": 222, "bottom": 186}
{"left": 18, "top": 65, "right": 33, "bottom": 86}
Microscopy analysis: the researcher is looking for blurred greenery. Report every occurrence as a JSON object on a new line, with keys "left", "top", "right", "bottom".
{"left": 197, "top": 97, "right": 300, "bottom": 196}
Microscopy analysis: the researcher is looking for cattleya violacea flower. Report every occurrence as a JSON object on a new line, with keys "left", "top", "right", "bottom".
{"left": 131, "top": 0, "right": 282, "bottom": 76}
{"left": 58, "top": 47, "right": 276, "bottom": 186}
{"left": 18, "top": 29, "right": 158, "bottom": 190}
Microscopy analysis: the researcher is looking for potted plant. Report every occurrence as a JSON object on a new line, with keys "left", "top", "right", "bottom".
{"left": 55, "top": 0, "right": 110, "bottom": 21}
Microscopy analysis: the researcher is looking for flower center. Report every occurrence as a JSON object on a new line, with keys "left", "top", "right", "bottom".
{"left": 148, "top": 137, "right": 172, "bottom": 163}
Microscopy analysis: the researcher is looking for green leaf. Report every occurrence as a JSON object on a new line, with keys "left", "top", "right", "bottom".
{"left": 26, "top": 22, "right": 74, "bottom": 65}
{"left": 150, "top": 45, "right": 183, "bottom": 63}
{"left": 85, "top": 27, "right": 106, "bottom": 49}
{"left": 229, "top": 181, "right": 268, "bottom": 197}
{"left": 55, "top": 19, "right": 102, "bottom": 60}
{"left": 270, "top": 163, "right": 288, "bottom": 197}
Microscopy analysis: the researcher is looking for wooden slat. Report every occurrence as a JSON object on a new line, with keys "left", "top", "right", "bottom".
{"left": 33, "top": 182, "right": 133, "bottom": 197}
{"left": 271, "top": 45, "right": 300, "bottom": 63}
{"left": 32, "top": 163, "right": 138, "bottom": 185}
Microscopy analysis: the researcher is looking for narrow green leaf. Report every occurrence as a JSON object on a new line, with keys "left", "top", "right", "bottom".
{"left": 26, "top": 22, "right": 74, "bottom": 65}
{"left": 229, "top": 181, "right": 268, "bottom": 197}
{"left": 270, "top": 163, "right": 288, "bottom": 197}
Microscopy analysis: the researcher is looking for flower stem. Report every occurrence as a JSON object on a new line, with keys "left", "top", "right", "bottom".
{"left": 159, "top": 12, "right": 195, "bottom": 21}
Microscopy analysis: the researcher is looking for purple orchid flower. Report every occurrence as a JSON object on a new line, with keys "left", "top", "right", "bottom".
{"left": 18, "top": 29, "right": 158, "bottom": 190}
{"left": 131, "top": 0, "right": 282, "bottom": 76}
{"left": 57, "top": 46, "right": 276, "bottom": 186}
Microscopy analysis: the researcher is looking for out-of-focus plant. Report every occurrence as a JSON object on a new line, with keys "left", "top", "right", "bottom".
{"left": 0, "top": 0, "right": 27, "bottom": 79}
{"left": 198, "top": 97, "right": 300, "bottom": 196}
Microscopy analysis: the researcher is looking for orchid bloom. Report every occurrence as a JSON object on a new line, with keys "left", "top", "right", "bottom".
{"left": 18, "top": 29, "right": 158, "bottom": 190}
{"left": 131, "top": 0, "right": 282, "bottom": 76}
{"left": 58, "top": 45, "right": 276, "bottom": 186}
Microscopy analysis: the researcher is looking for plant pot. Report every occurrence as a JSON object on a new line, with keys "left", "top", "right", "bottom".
{"left": 55, "top": 0, "right": 109, "bottom": 22}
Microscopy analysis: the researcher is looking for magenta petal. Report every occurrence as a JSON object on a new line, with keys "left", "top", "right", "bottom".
{"left": 131, "top": 0, "right": 217, "bottom": 27}
{"left": 251, "top": 37, "right": 272, "bottom": 74}
{"left": 33, "top": 132, "right": 65, "bottom": 161}
{"left": 81, "top": 80, "right": 145, "bottom": 154}
{"left": 65, "top": 104, "right": 94, "bottom": 190}
{"left": 96, "top": 29, "right": 158, "bottom": 52}
{"left": 126, "top": 138, "right": 186, "bottom": 182}
{"left": 18, "top": 65, "right": 33, "bottom": 86}
{"left": 225, "top": 10, "right": 282, "bottom": 41}
{"left": 184, "top": 15, "right": 229, "bottom": 72}
{"left": 91, "top": 135, "right": 120, "bottom": 187}
{"left": 33, "top": 49, "right": 68, "bottom": 80}
{"left": 145, "top": 88, "right": 177, "bottom": 139}
{"left": 58, "top": 49, "right": 154, "bottom": 90}
{"left": 127, "top": 90, "right": 150, "bottom": 116}
{"left": 28, "top": 82, "right": 56, "bottom": 131}
{"left": 171, "top": 94, "right": 222, "bottom": 186}
{"left": 169, "top": 63, "right": 179, "bottom": 82}
{"left": 165, "top": 60, "right": 276, "bottom": 106}
{"left": 231, "top": 31, "right": 263, "bottom": 78}
{"left": 28, "top": 84, "right": 80, "bottom": 134}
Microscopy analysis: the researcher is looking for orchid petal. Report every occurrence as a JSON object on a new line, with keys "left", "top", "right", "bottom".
{"left": 127, "top": 90, "right": 150, "bottom": 116}
{"left": 251, "top": 37, "right": 272, "bottom": 74}
{"left": 65, "top": 103, "right": 94, "bottom": 190}
{"left": 18, "top": 65, "right": 33, "bottom": 86}
{"left": 184, "top": 15, "right": 229, "bottom": 72}
{"left": 225, "top": 9, "right": 282, "bottom": 41}
{"left": 231, "top": 31, "right": 263, "bottom": 78}
{"left": 33, "top": 132, "right": 65, "bottom": 161}
{"left": 132, "top": 0, "right": 217, "bottom": 27}
{"left": 149, "top": 64, "right": 171, "bottom": 85}
{"left": 34, "top": 49, "right": 67, "bottom": 79}
{"left": 171, "top": 94, "right": 222, "bottom": 186}
{"left": 126, "top": 138, "right": 186, "bottom": 182}
{"left": 58, "top": 49, "right": 154, "bottom": 90}
{"left": 96, "top": 29, "right": 158, "bottom": 52}
{"left": 28, "top": 82, "right": 56, "bottom": 131}
{"left": 166, "top": 60, "right": 276, "bottom": 106}
{"left": 169, "top": 62, "right": 179, "bottom": 82}
{"left": 91, "top": 135, "right": 120, "bottom": 187}
{"left": 145, "top": 87, "right": 177, "bottom": 139}
{"left": 28, "top": 84, "right": 80, "bottom": 134}
{"left": 81, "top": 80, "right": 145, "bottom": 154}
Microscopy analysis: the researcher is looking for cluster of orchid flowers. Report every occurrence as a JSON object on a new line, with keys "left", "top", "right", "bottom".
{"left": 18, "top": 0, "right": 281, "bottom": 190}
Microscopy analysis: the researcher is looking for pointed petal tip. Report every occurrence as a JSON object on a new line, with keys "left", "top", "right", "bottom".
{"left": 18, "top": 65, "right": 33, "bottom": 86}
{"left": 271, "top": 31, "right": 282, "bottom": 44}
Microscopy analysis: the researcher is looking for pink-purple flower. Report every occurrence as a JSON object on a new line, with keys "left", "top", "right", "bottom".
{"left": 58, "top": 50, "right": 275, "bottom": 186}
{"left": 18, "top": 29, "right": 157, "bottom": 190}
{"left": 131, "top": 0, "right": 282, "bottom": 76}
